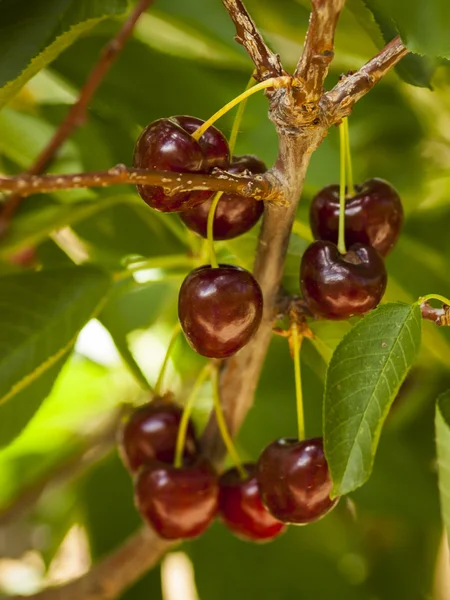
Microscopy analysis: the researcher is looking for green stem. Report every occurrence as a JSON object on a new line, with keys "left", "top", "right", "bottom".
{"left": 228, "top": 74, "right": 256, "bottom": 154}
{"left": 191, "top": 76, "right": 290, "bottom": 141}
{"left": 291, "top": 324, "right": 305, "bottom": 441}
{"left": 206, "top": 191, "right": 223, "bottom": 269}
{"left": 174, "top": 364, "right": 211, "bottom": 468}
{"left": 114, "top": 253, "right": 194, "bottom": 282}
{"left": 343, "top": 117, "right": 355, "bottom": 197}
{"left": 154, "top": 323, "right": 182, "bottom": 397}
{"left": 212, "top": 366, "right": 246, "bottom": 478}
{"left": 419, "top": 294, "right": 450, "bottom": 306}
{"left": 338, "top": 121, "right": 347, "bottom": 255}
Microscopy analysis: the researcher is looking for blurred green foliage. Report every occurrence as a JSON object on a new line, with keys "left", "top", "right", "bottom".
{"left": 0, "top": 0, "right": 450, "bottom": 598}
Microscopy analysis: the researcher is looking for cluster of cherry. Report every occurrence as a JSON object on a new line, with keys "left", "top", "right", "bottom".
{"left": 118, "top": 115, "right": 404, "bottom": 542}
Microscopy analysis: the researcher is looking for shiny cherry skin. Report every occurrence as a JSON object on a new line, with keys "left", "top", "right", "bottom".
{"left": 134, "top": 459, "right": 219, "bottom": 540}
{"left": 118, "top": 397, "right": 199, "bottom": 473}
{"left": 300, "top": 240, "right": 387, "bottom": 320}
{"left": 219, "top": 464, "right": 286, "bottom": 542}
{"left": 256, "top": 438, "right": 339, "bottom": 524}
{"left": 178, "top": 264, "right": 263, "bottom": 359}
{"left": 310, "top": 179, "right": 403, "bottom": 257}
{"left": 180, "top": 155, "right": 266, "bottom": 240}
{"left": 133, "top": 116, "right": 230, "bottom": 212}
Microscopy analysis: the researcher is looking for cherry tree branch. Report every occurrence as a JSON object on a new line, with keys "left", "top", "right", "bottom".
{"left": 325, "top": 35, "right": 408, "bottom": 121}
{"left": 0, "top": 166, "right": 279, "bottom": 201}
{"left": 0, "top": 0, "right": 153, "bottom": 234}
{"left": 420, "top": 301, "right": 450, "bottom": 326}
{"left": 222, "top": 0, "right": 285, "bottom": 80}
{"left": 294, "top": 0, "right": 346, "bottom": 102}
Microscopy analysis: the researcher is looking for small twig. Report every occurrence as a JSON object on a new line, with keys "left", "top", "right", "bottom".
{"left": 326, "top": 35, "right": 408, "bottom": 122}
{"left": 420, "top": 301, "right": 450, "bottom": 326}
{"left": 295, "top": 0, "right": 345, "bottom": 102}
{"left": 222, "top": 0, "right": 285, "bottom": 80}
{"left": 0, "top": 166, "right": 279, "bottom": 201}
{"left": 0, "top": 0, "right": 153, "bottom": 235}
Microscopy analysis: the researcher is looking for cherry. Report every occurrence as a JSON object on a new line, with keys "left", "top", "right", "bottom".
{"left": 180, "top": 155, "right": 266, "bottom": 240}
{"left": 300, "top": 240, "right": 387, "bottom": 320}
{"left": 256, "top": 437, "right": 338, "bottom": 524}
{"left": 178, "top": 264, "right": 263, "bottom": 359}
{"left": 309, "top": 179, "right": 403, "bottom": 257}
{"left": 133, "top": 116, "right": 230, "bottom": 212}
{"left": 219, "top": 464, "right": 286, "bottom": 542}
{"left": 134, "top": 459, "right": 219, "bottom": 540}
{"left": 118, "top": 397, "right": 199, "bottom": 472}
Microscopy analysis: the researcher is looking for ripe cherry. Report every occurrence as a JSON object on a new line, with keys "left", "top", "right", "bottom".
{"left": 134, "top": 459, "right": 219, "bottom": 540}
{"left": 178, "top": 264, "right": 263, "bottom": 359}
{"left": 309, "top": 179, "right": 403, "bottom": 257}
{"left": 118, "top": 397, "right": 199, "bottom": 472}
{"left": 256, "top": 438, "right": 339, "bottom": 524}
{"left": 300, "top": 240, "right": 387, "bottom": 320}
{"left": 133, "top": 116, "right": 230, "bottom": 212}
{"left": 180, "top": 155, "right": 266, "bottom": 240}
{"left": 219, "top": 464, "right": 286, "bottom": 542}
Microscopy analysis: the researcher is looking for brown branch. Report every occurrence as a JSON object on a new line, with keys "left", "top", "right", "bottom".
{"left": 420, "top": 301, "right": 450, "bottom": 326}
{"left": 325, "top": 35, "right": 408, "bottom": 121}
{"left": 0, "top": 0, "right": 153, "bottom": 235}
{"left": 222, "top": 0, "right": 285, "bottom": 80}
{"left": 294, "top": 0, "right": 346, "bottom": 102}
{"left": 0, "top": 166, "right": 279, "bottom": 201}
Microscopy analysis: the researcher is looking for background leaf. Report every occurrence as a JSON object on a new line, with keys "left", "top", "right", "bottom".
{"left": 0, "top": 266, "right": 111, "bottom": 446}
{"left": 435, "top": 390, "right": 450, "bottom": 546}
{"left": 0, "top": 0, "right": 128, "bottom": 109}
{"left": 324, "top": 302, "right": 422, "bottom": 496}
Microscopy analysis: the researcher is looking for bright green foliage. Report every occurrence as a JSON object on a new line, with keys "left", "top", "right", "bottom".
{"left": 435, "top": 390, "right": 450, "bottom": 546}
{"left": 0, "top": 0, "right": 128, "bottom": 109}
{"left": 324, "top": 303, "right": 422, "bottom": 496}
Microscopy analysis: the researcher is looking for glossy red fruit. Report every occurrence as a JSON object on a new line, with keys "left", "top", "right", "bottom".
{"left": 219, "top": 464, "right": 286, "bottom": 542}
{"left": 256, "top": 438, "right": 339, "bottom": 524}
{"left": 309, "top": 179, "right": 403, "bottom": 257}
{"left": 135, "top": 459, "right": 219, "bottom": 540}
{"left": 178, "top": 264, "right": 263, "bottom": 359}
{"left": 180, "top": 155, "right": 266, "bottom": 240}
{"left": 300, "top": 240, "right": 387, "bottom": 320}
{"left": 118, "top": 398, "right": 199, "bottom": 472}
{"left": 133, "top": 116, "right": 230, "bottom": 212}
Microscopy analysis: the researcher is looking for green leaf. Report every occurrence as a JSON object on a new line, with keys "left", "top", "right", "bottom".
{"left": 361, "top": 0, "right": 450, "bottom": 59}
{"left": 349, "top": 0, "right": 436, "bottom": 87}
{"left": 324, "top": 302, "right": 422, "bottom": 496}
{"left": 436, "top": 390, "right": 450, "bottom": 545}
{"left": 0, "top": 266, "right": 111, "bottom": 445}
{"left": 0, "top": 0, "right": 128, "bottom": 109}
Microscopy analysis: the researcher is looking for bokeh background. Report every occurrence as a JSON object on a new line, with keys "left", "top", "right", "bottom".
{"left": 1, "top": 0, "right": 450, "bottom": 598}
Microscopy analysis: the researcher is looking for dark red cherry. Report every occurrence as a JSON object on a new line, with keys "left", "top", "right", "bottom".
{"left": 118, "top": 397, "right": 199, "bottom": 472}
{"left": 310, "top": 179, "right": 403, "bottom": 257}
{"left": 134, "top": 459, "right": 219, "bottom": 540}
{"left": 180, "top": 155, "right": 266, "bottom": 240}
{"left": 178, "top": 264, "right": 263, "bottom": 359}
{"left": 256, "top": 438, "right": 339, "bottom": 524}
{"left": 300, "top": 240, "right": 387, "bottom": 320}
{"left": 133, "top": 116, "right": 230, "bottom": 212}
{"left": 219, "top": 464, "right": 286, "bottom": 542}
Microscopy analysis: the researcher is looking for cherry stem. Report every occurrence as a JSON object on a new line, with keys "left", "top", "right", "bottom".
{"left": 205, "top": 73, "right": 255, "bottom": 269}
{"left": 343, "top": 117, "right": 355, "bottom": 197}
{"left": 174, "top": 363, "right": 212, "bottom": 469}
{"left": 419, "top": 294, "right": 450, "bottom": 306}
{"left": 206, "top": 191, "right": 223, "bottom": 269}
{"left": 212, "top": 365, "right": 247, "bottom": 479}
{"left": 154, "top": 323, "right": 182, "bottom": 397}
{"left": 191, "top": 76, "right": 291, "bottom": 141}
{"left": 291, "top": 323, "right": 305, "bottom": 441}
{"left": 338, "top": 120, "right": 347, "bottom": 255}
